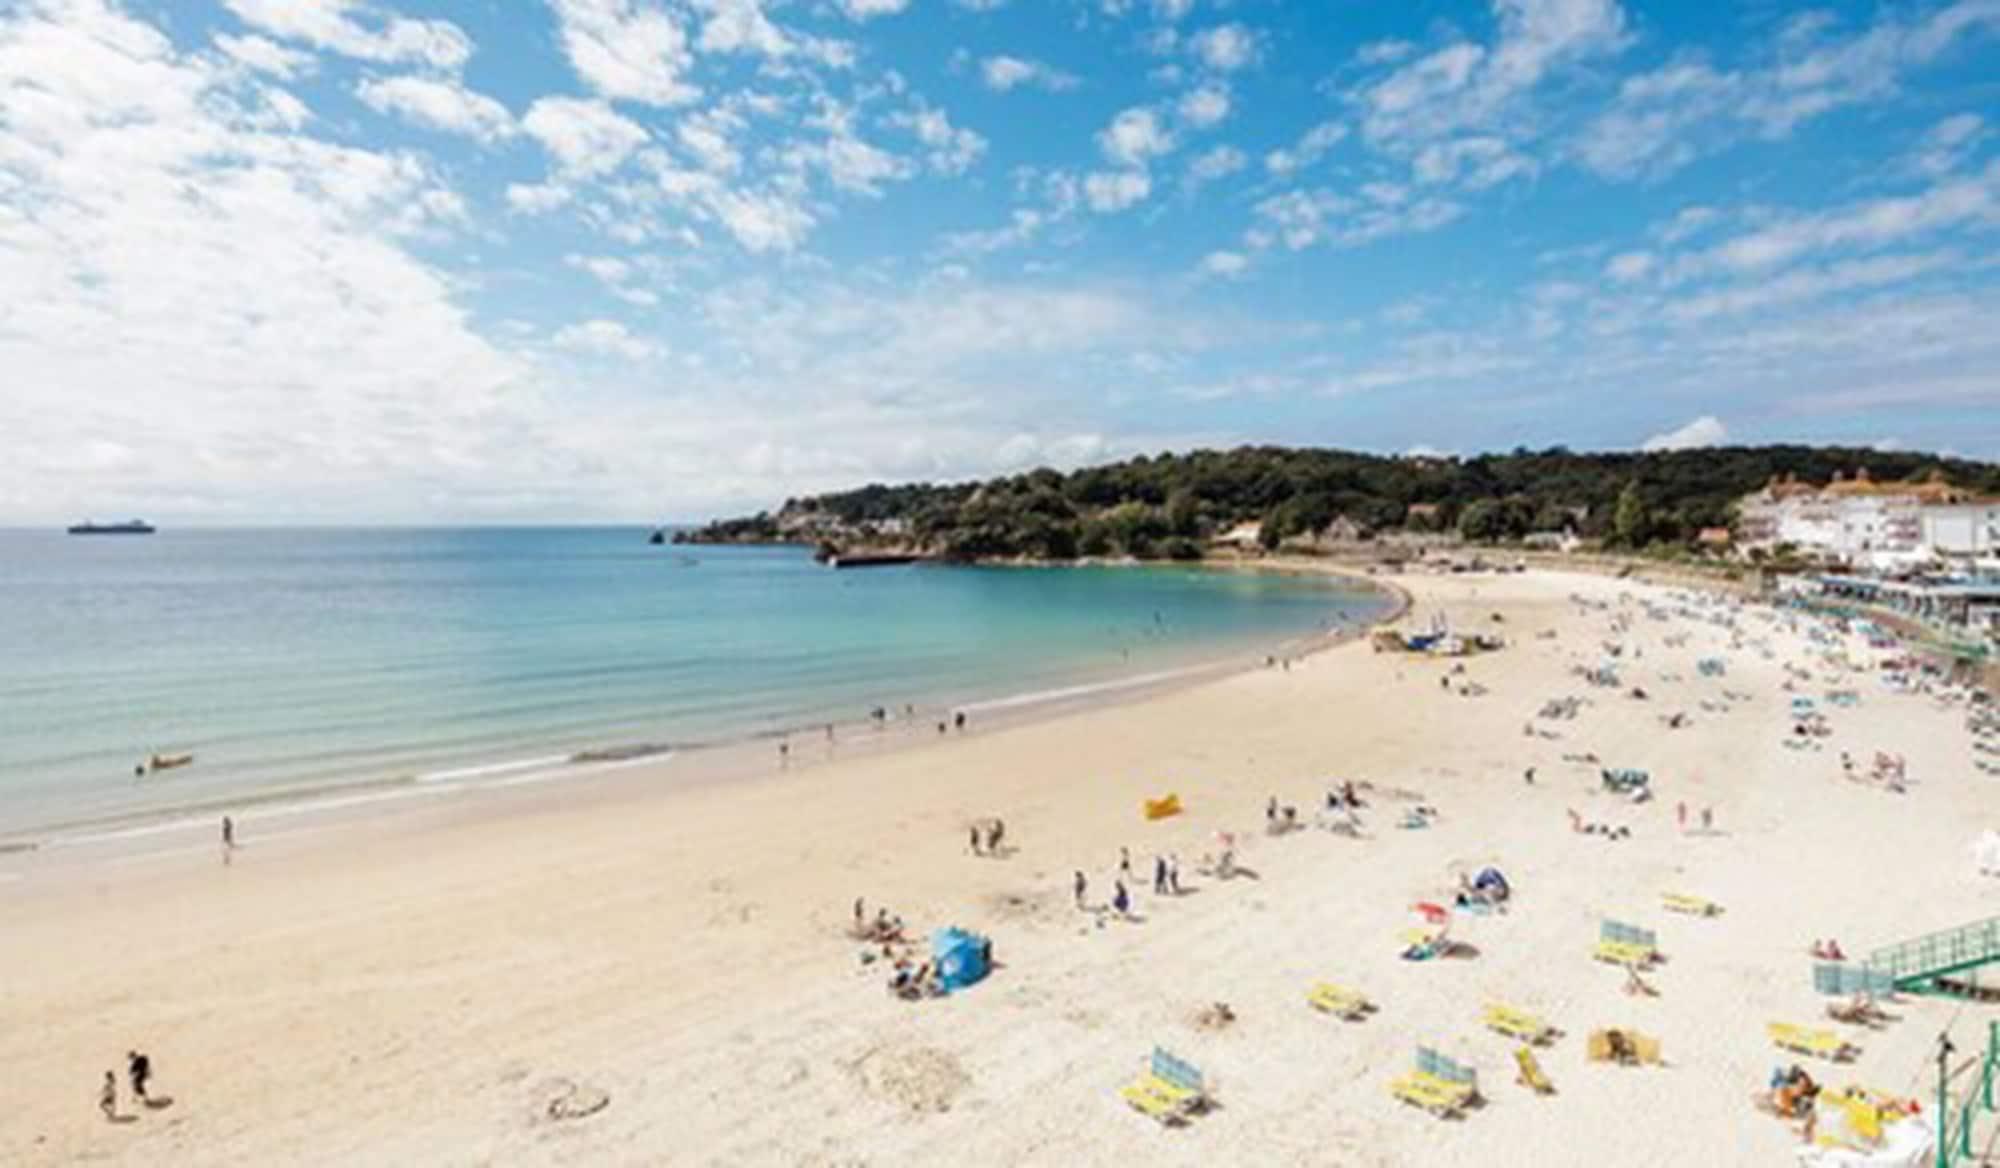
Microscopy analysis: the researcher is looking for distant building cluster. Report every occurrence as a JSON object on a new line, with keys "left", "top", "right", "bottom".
{"left": 1735, "top": 469, "right": 1999, "bottom": 571}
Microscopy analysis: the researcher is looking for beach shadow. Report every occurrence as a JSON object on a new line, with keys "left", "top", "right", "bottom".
{"left": 106, "top": 1114, "right": 138, "bottom": 1126}
{"left": 142, "top": 1096, "right": 174, "bottom": 1111}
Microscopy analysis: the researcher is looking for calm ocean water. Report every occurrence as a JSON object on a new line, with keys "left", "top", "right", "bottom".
{"left": 0, "top": 528, "right": 1390, "bottom": 833}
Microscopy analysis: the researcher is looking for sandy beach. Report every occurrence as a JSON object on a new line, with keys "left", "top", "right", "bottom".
{"left": 2, "top": 567, "right": 1993, "bottom": 1166}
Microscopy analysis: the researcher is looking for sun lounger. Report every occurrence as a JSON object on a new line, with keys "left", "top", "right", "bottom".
{"left": 1307, "top": 982, "right": 1374, "bottom": 1020}
{"left": 1661, "top": 892, "right": 1721, "bottom": 917}
{"left": 1483, "top": 1003, "right": 1555, "bottom": 1045}
{"left": 1121, "top": 1047, "right": 1208, "bottom": 1124}
{"left": 1389, "top": 1046, "right": 1479, "bottom": 1118}
{"left": 1767, "top": 1022, "right": 1858, "bottom": 1062}
{"left": 1514, "top": 1047, "right": 1554, "bottom": 1095}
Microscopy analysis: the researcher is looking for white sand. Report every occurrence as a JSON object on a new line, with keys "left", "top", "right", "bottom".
{"left": 2, "top": 568, "right": 1993, "bottom": 1166}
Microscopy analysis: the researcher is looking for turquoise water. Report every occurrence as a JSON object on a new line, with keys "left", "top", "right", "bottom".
{"left": 0, "top": 528, "right": 1390, "bottom": 832}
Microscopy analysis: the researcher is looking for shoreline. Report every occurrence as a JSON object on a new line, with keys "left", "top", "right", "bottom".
{"left": 0, "top": 562, "right": 1404, "bottom": 868}
{"left": 5, "top": 566, "right": 1995, "bottom": 1165}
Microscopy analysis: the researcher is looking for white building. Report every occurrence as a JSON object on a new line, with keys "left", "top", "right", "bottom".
{"left": 1923, "top": 503, "right": 2000, "bottom": 567}
{"left": 1736, "top": 469, "right": 1979, "bottom": 569}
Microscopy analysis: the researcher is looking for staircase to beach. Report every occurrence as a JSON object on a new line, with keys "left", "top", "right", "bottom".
{"left": 1866, "top": 917, "right": 2000, "bottom": 997}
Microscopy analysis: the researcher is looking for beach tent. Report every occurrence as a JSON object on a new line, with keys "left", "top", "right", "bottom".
{"left": 1473, "top": 867, "right": 1510, "bottom": 900}
{"left": 931, "top": 927, "right": 991, "bottom": 993}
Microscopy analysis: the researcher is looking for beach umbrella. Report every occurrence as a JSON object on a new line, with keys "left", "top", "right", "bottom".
{"left": 1412, "top": 901, "right": 1450, "bottom": 924}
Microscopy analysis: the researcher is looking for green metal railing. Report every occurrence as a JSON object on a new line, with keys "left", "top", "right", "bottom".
{"left": 1868, "top": 918, "right": 2000, "bottom": 994}
{"left": 1939, "top": 1021, "right": 2000, "bottom": 1167}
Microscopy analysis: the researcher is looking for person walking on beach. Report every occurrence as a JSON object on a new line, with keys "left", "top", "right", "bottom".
{"left": 1701, "top": 806, "right": 1714, "bottom": 833}
{"left": 126, "top": 1051, "right": 151, "bottom": 1105}
{"left": 1153, "top": 855, "right": 1168, "bottom": 895}
{"left": 1119, "top": 847, "right": 1132, "bottom": 880}
{"left": 221, "top": 815, "right": 235, "bottom": 850}
{"left": 969, "top": 825, "right": 982, "bottom": 855}
{"left": 1676, "top": 802, "right": 1687, "bottom": 832}
{"left": 1073, "top": 870, "right": 1087, "bottom": 909}
{"left": 1168, "top": 856, "right": 1182, "bottom": 895}
{"left": 986, "top": 819, "right": 1004, "bottom": 854}
{"left": 954, "top": 711, "right": 966, "bottom": 732}
{"left": 778, "top": 741, "right": 789, "bottom": 768}
{"left": 1112, "top": 881, "right": 1131, "bottom": 917}
{"left": 98, "top": 1071, "right": 118, "bottom": 1122}
{"left": 1523, "top": 767, "right": 1535, "bottom": 785}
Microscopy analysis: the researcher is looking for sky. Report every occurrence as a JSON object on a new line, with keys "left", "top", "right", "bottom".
{"left": 1, "top": 0, "right": 1996, "bottom": 523}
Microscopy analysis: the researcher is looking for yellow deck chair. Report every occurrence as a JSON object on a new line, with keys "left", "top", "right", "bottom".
{"left": 1307, "top": 982, "right": 1373, "bottom": 1020}
{"left": 1586, "top": 1029, "right": 1662, "bottom": 1065}
{"left": 1514, "top": 1047, "right": 1554, "bottom": 1095}
{"left": 1483, "top": 1003, "right": 1554, "bottom": 1045}
{"left": 1767, "top": 1022, "right": 1856, "bottom": 1062}
{"left": 1592, "top": 939, "right": 1656, "bottom": 967}
{"left": 1389, "top": 1047, "right": 1478, "bottom": 1118}
{"left": 1121, "top": 1047, "right": 1207, "bottom": 1124}
{"left": 1661, "top": 892, "right": 1721, "bottom": 917}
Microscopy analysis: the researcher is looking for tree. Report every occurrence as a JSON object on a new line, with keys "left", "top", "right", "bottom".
{"left": 1612, "top": 481, "right": 1650, "bottom": 548}
{"left": 1257, "top": 510, "right": 1283, "bottom": 551}
{"left": 1165, "top": 487, "right": 1200, "bottom": 537}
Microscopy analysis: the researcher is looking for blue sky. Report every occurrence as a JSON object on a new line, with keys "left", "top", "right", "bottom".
{"left": 0, "top": 0, "right": 1996, "bottom": 522}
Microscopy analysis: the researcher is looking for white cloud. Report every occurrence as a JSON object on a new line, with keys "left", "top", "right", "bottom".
{"left": 1176, "top": 83, "right": 1230, "bottom": 129}
{"left": 221, "top": 0, "right": 471, "bottom": 70}
{"left": 565, "top": 253, "right": 661, "bottom": 305}
{"left": 1640, "top": 415, "right": 1728, "bottom": 451}
{"left": 1652, "top": 205, "right": 1719, "bottom": 244}
{"left": 506, "top": 182, "right": 573, "bottom": 213}
{"left": 1409, "top": 135, "right": 1533, "bottom": 188}
{"left": 676, "top": 114, "right": 742, "bottom": 174}
{"left": 890, "top": 106, "right": 987, "bottom": 175}
{"left": 1264, "top": 120, "right": 1345, "bottom": 176}
{"left": 0, "top": 0, "right": 538, "bottom": 521}
{"left": 1199, "top": 249, "right": 1248, "bottom": 277}
{"left": 1356, "top": 39, "right": 1415, "bottom": 66}
{"left": 1097, "top": 106, "right": 1174, "bottom": 166}
{"left": 1188, "top": 23, "right": 1258, "bottom": 71}
{"left": 522, "top": 97, "right": 650, "bottom": 177}
{"left": 553, "top": 318, "right": 656, "bottom": 359}
{"left": 1575, "top": 2, "right": 2000, "bottom": 180}
{"left": 695, "top": 0, "right": 790, "bottom": 57}
{"left": 839, "top": 0, "right": 910, "bottom": 19}
{"left": 1909, "top": 112, "right": 1987, "bottom": 177}
{"left": 1664, "top": 252, "right": 1958, "bottom": 324}
{"left": 1603, "top": 249, "right": 1654, "bottom": 282}
{"left": 1084, "top": 169, "right": 1152, "bottom": 212}
{"left": 356, "top": 75, "right": 514, "bottom": 143}
{"left": 548, "top": 0, "right": 698, "bottom": 107}
{"left": 1185, "top": 144, "right": 1246, "bottom": 187}
{"left": 1697, "top": 166, "right": 1998, "bottom": 276}
{"left": 213, "top": 32, "right": 314, "bottom": 78}
{"left": 1355, "top": 0, "right": 1626, "bottom": 183}
{"left": 980, "top": 55, "right": 1079, "bottom": 92}
{"left": 1249, "top": 187, "right": 1461, "bottom": 250}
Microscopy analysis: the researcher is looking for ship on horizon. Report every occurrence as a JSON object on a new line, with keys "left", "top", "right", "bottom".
{"left": 67, "top": 519, "right": 155, "bottom": 535}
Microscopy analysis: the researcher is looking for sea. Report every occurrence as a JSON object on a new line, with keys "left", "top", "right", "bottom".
{"left": 0, "top": 528, "right": 1393, "bottom": 835}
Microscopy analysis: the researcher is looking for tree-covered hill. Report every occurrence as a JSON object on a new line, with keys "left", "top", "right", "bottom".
{"left": 678, "top": 445, "right": 2000, "bottom": 562}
